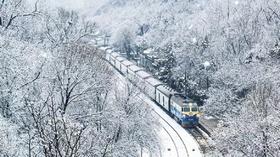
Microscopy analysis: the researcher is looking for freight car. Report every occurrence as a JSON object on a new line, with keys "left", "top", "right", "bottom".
{"left": 96, "top": 44, "right": 201, "bottom": 127}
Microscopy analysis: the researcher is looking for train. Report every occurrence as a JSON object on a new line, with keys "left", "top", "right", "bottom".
{"left": 92, "top": 39, "right": 201, "bottom": 127}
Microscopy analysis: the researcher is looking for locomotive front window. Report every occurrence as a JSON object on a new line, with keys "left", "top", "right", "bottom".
{"left": 191, "top": 107, "right": 198, "bottom": 112}
{"left": 182, "top": 107, "right": 190, "bottom": 112}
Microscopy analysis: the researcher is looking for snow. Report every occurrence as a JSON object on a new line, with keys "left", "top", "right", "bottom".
{"left": 203, "top": 61, "right": 211, "bottom": 68}
{"left": 143, "top": 48, "right": 153, "bottom": 54}
{"left": 20, "top": 0, "right": 280, "bottom": 155}
{"left": 113, "top": 62, "right": 202, "bottom": 157}
{"left": 157, "top": 85, "right": 175, "bottom": 96}
{"left": 99, "top": 46, "right": 109, "bottom": 51}
{"left": 121, "top": 60, "right": 134, "bottom": 66}
{"left": 111, "top": 52, "right": 120, "bottom": 58}
{"left": 106, "top": 49, "right": 113, "bottom": 54}
{"left": 142, "top": 95, "right": 203, "bottom": 157}
{"left": 27, "top": 0, "right": 87, "bottom": 10}
{"left": 188, "top": 25, "right": 193, "bottom": 30}
{"left": 136, "top": 71, "right": 152, "bottom": 79}
{"left": 116, "top": 56, "right": 126, "bottom": 62}
{"left": 145, "top": 77, "right": 163, "bottom": 86}
{"left": 128, "top": 65, "right": 143, "bottom": 72}
{"left": 192, "top": 38, "right": 197, "bottom": 43}
{"left": 155, "top": 125, "right": 178, "bottom": 157}
{"left": 204, "top": 115, "right": 215, "bottom": 120}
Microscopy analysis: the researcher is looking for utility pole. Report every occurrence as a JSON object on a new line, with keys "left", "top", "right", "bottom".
{"left": 184, "top": 67, "right": 187, "bottom": 97}
{"left": 203, "top": 61, "right": 211, "bottom": 90}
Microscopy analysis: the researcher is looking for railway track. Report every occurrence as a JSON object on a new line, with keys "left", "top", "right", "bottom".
{"left": 186, "top": 126, "right": 214, "bottom": 154}
{"left": 94, "top": 41, "right": 217, "bottom": 155}
{"left": 107, "top": 54, "right": 202, "bottom": 157}
{"left": 159, "top": 124, "right": 180, "bottom": 157}
{"left": 114, "top": 69, "right": 190, "bottom": 157}
{"left": 152, "top": 110, "right": 189, "bottom": 157}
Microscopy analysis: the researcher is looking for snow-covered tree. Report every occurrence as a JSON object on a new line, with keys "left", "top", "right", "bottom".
{"left": 84, "top": 1, "right": 280, "bottom": 155}
{"left": 0, "top": 1, "right": 160, "bottom": 156}
{"left": 210, "top": 83, "right": 280, "bottom": 156}
{"left": 112, "top": 27, "right": 136, "bottom": 59}
{"left": 0, "top": 0, "right": 39, "bottom": 30}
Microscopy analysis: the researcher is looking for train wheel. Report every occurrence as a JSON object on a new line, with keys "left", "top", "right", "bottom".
{"left": 178, "top": 120, "right": 182, "bottom": 125}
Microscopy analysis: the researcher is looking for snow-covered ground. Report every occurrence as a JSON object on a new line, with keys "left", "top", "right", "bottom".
{"left": 144, "top": 96, "right": 202, "bottom": 157}
{"left": 113, "top": 68, "right": 203, "bottom": 157}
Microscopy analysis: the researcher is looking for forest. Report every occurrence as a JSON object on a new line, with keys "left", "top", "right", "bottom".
{"left": 86, "top": 0, "right": 280, "bottom": 156}
{"left": 0, "top": 0, "right": 158, "bottom": 156}
{"left": 1, "top": 0, "right": 280, "bottom": 156}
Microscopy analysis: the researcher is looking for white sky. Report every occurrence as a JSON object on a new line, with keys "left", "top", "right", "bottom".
{"left": 27, "top": 0, "right": 88, "bottom": 10}
{"left": 48, "top": 0, "right": 87, "bottom": 9}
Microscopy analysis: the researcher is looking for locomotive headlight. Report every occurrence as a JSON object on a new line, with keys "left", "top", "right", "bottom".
{"left": 183, "top": 114, "right": 189, "bottom": 118}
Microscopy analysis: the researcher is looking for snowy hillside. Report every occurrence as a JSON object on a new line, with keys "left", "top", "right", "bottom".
{"left": 1, "top": 0, "right": 280, "bottom": 156}
{"left": 0, "top": 1, "right": 159, "bottom": 156}
{"left": 83, "top": 0, "right": 280, "bottom": 156}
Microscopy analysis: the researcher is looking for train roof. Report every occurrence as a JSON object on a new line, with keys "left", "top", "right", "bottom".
{"left": 128, "top": 65, "right": 143, "bottom": 72}
{"left": 145, "top": 77, "right": 163, "bottom": 86}
{"left": 171, "top": 94, "right": 195, "bottom": 107}
{"left": 116, "top": 56, "right": 126, "bottom": 62}
{"left": 99, "top": 46, "right": 109, "bottom": 51}
{"left": 111, "top": 52, "right": 120, "bottom": 58}
{"left": 106, "top": 49, "right": 113, "bottom": 53}
{"left": 157, "top": 85, "right": 176, "bottom": 96}
{"left": 121, "top": 60, "right": 134, "bottom": 66}
{"left": 105, "top": 47, "right": 112, "bottom": 50}
{"left": 171, "top": 95, "right": 185, "bottom": 107}
{"left": 136, "top": 71, "right": 152, "bottom": 79}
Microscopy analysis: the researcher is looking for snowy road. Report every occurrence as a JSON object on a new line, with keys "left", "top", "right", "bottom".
{"left": 112, "top": 67, "right": 202, "bottom": 157}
